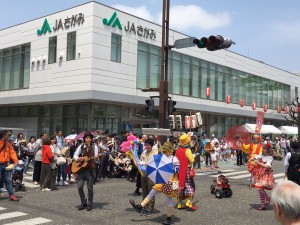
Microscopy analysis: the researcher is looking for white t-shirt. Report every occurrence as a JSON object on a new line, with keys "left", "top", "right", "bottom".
{"left": 255, "top": 154, "right": 273, "bottom": 168}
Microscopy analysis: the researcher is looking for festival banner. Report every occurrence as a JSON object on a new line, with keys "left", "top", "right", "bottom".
{"left": 255, "top": 111, "right": 265, "bottom": 133}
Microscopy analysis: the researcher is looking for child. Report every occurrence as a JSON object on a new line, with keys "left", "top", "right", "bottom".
{"left": 210, "top": 149, "right": 217, "bottom": 170}
{"left": 250, "top": 143, "right": 275, "bottom": 210}
{"left": 213, "top": 142, "right": 221, "bottom": 168}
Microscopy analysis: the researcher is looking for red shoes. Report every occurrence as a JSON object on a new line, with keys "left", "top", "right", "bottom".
{"left": 257, "top": 205, "right": 266, "bottom": 210}
{"left": 9, "top": 195, "right": 19, "bottom": 202}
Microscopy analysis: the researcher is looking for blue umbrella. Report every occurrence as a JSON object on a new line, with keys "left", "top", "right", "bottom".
{"left": 147, "top": 154, "right": 174, "bottom": 184}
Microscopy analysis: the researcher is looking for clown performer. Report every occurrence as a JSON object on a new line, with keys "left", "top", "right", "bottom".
{"left": 176, "top": 133, "right": 196, "bottom": 210}
{"left": 129, "top": 141, "right": 180, "bottom": 225}
{"left": 250, "top": 144, "right": 275, "bottom": 210}
{"left": 241, "top": 134, "right": 263, "bottom": 172}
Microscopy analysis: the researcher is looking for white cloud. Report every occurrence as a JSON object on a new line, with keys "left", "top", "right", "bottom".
{"left": 167, "top": 5, "right": 231, "bottom": 31}
{"left": 267, "top": 21, "right": 300, "bottom": 43}
{"left": 111, "top": 4, "right": 155, "bottom": 22}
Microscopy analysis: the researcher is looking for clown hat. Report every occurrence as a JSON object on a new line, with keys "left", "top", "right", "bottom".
{"left": 179, "top": 133, "right": 191, "bottom": 146}
{"left": 161, "top": 141, "right": 173, "bottom": 154}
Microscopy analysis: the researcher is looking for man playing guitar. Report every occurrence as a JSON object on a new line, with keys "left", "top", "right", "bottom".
{"left": 73, "top": 132, "right": 99, "bottom": 211}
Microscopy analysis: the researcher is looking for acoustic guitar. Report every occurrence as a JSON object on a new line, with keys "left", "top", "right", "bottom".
{"left": 71, "top": 155, "right": 99, "bottom": 174}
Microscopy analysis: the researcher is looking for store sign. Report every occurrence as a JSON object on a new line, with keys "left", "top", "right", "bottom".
{"left": 103, "top": 12, "right": 156, "bottom": 40}
{"left": 37, "top": 13, "right": 85, "bottom": 35}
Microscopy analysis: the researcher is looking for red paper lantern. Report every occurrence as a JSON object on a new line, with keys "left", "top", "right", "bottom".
{"left": 263, "top": 104, "right": 268, "bottom": 112}
{"left": 240, "top": 99, "right": 244, "bottom": 107}
{"left": 252, "top": 102, "right": 256, "bottom": 110}
{"left": 285, "top": 106, "right": 289, "bottom": 114}
{"left": 226, "top": 95, "right": 231, "bottom": 104}
{"left": 206, "top": 87, "right": 210, "bottom": 97}
{"left": 295, "top": 106, "right": 299, "bottom": 113}
{"left": 277, "top": 105, "right": 281, "bottom": 113}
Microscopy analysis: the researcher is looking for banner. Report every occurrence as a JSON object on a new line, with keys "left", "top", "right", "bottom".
{"left": 255, "top": 111, "right": 265, "bottom": 133}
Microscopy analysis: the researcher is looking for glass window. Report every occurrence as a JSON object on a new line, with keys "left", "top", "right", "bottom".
{"left": 216, "top": 70, "right": 224, "bottom": 102}
{"left": 111, "top": 33, "right": 122, "bottom": 62}
{"left": 48, "top": 36, "right": 57, "bottom": 64}
{"left": 295, "top": 87, "right": 299, "bottom": 98}
{"left": 191, "top": 59, "right": 200, "bottom": 97}
{"left": 67, "top": 31, "right": 76, "bottom": 61}
{"left": 149, "top": 47, "right": 160, "bottom": 88}
{"left": 201, "top": 67, "right": 208, "bottom": 98}
{"left": 209, "top": 64, "right": 216, "bottom": 100}
{"left": 10, "top": 47, "right": 21, "bottom": 89}
{"left": 1, "top": 49, "right": 11, "bottom": 91}
{"left": 182, "top": 56, "right": 190, "bottom": 96}
{"left": 172, "top": 53, "right": 181, "bottom": 95}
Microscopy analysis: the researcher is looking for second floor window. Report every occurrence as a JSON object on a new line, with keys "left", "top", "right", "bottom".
{"left": 111, "top": 33, "right": 121, "bottom": 63}
{"left": 48, "top": 36, "right": 57, "bottom": 64}
{"left": 67, "top": 32, "right": 76, "bottom": 61}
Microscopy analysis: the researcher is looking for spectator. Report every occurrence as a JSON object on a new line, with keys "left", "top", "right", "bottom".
{"left": 284, "top": 141, "right": 300, "bottom": 185}
{"left": 271, "top": 180, "right": 300, "bottom": 225}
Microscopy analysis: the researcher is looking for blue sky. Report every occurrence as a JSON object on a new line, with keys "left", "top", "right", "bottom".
{"left": 1, "top": 0, "right": 300, "bottom": 73}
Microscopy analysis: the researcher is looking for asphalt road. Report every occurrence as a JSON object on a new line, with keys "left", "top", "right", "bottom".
{"left": 0, "top": 160, "right": 285, "bottom": 225}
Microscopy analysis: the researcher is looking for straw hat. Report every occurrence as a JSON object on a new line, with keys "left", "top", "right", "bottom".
{"left": 179, "top": 133, "right": 191, "bottom": 146}
{"left": 161, "top": 141, "right": 173, "bottom": 154}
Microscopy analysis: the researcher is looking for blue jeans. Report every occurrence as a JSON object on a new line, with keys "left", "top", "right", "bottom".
{"left": 24, "top": 156, "right": 35, "bottom": 174}
{"left": 0, "top": 163, "right": 14, "bottom": 196}
{"left": 57, "top": 164, "right": 66, "bottom": 182}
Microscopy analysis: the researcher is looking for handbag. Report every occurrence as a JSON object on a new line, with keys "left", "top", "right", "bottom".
{"left": 189, "top": 168, "right": 195, "bottom": 178}
{"left": 162, "top": 181, "right": 173, "bottom": 194}
{"left": 57, "top": 156, "right": 66, "bottom": 166}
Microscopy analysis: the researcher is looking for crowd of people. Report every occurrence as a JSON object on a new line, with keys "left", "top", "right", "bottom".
{"left": 1, "top": 128, "right": 300, "bottom": 225}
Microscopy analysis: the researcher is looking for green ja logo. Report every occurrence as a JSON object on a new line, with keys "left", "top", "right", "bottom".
{"left": 103, "top": 12, "right": 122, "bottom": 30}
{"left": 37, "top": 19, "right": 52, "bottom": 35}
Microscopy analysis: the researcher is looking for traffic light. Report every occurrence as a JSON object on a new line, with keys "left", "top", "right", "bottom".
{"left": 168, "top": 100, "right": 176, "bottom": 114}
{"left": 145, "top": 99, "right": 154, "bottom": 113}
{"left": 193, "top": 35, "right": 235, "bottom": 51}
{"left": 169, "top": 115, "right": 175, "bottom": 130}
{"left": 176, "top": 115, "right": 182, "bottom": 130}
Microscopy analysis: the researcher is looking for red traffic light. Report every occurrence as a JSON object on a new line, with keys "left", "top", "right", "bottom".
{"left": 194, "top": 35, "right": 235, "bottom": 51}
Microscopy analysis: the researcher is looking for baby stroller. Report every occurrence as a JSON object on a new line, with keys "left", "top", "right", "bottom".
{"left": 12, "top": 160, "right": 26, "bottom": 192}
{"left": 210, "top": 171, "right": 232, "bottom": 198}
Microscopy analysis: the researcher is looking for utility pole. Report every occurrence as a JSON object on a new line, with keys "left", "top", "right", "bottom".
{"left": 159, "top": 0, "right": 170, "bottom": 129}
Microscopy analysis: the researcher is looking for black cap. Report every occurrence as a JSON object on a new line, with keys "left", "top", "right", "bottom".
{"left": 83, "top": 132, "right": 94, "bottom": 140}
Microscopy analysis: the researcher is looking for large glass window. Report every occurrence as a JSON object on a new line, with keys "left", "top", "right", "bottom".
{"left": 111, "top": 33, "right": 122, "bottom": 63}
{"left": 136, "top": 42, "right": 291, "bottom": 106}
{"left": 48, "top": 36, "right": 57, "bottom": 64}
{"left": 67, "top": 31, "right": 76, "bottom": 61}
{"left": 0, "top": 43, "right": 30, "bottom": 91}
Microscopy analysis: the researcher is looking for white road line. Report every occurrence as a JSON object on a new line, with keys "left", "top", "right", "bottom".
{"left": 273, "top": 173, "right": 285, "bottom": 178}
{"left": 3, "top": 217, "right": 52, "bottom": 225}
{"left": 0, "top": 207, "right": 6, "bottom": 211}
{"left": 196, "top": 169, "right": 236, "bottom": 176}
{"left": 0, "top": 212, "right": 27, "bottom": 220}
{"left": 210, "top": 171, "right": 248, "bottom": 178}
{"left": 229, "top": 174, "right": 251, "bottom": 179}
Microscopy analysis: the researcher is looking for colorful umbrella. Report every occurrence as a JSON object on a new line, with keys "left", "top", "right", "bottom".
{"left": 147, "top": 154, "right": 174, "bottom": 184}
{"left": 64, "top": 134, "right": 77, "bottom": 140}
{"left": 225, "top": 125, "right": 250, "bottom": 149}
{"left": 74, "top": 131, "right": 96, "bottom": 140}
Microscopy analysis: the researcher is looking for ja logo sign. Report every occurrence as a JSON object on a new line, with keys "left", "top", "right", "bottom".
{"left": 103, "top": 12, "right": 122, "bottom": 30}
{"left": 37, "top": 19, "right": 52, "bottom": 35}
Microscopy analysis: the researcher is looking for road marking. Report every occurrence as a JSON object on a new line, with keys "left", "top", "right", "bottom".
{"left": 229, "top": 174, "right": 251, "bottom": 179}
{"left": 273, "top": 173, "right": 285, "bottom": 178}
{"left": 0, "top": 207, "right": 6, "bottom": 211}
{"left": 210, "top": 171, "right": 248, "bottom": 178}
{"left": 196, "top": 169, "right": 235, "bottom": 176}
{"left": 0, "top": 212, "right": 27, "bottom": 220}
{"left": 3, "top": 217, "right": 52, "bottom": 225}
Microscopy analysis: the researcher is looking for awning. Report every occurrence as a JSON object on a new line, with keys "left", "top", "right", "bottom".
{"left": 278, "top": 126, "right": 298, "bottom": 135}
{"left": 242, "top": 123, "right": 282, "bottom": 134}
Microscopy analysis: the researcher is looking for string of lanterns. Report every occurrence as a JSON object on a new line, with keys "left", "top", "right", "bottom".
{"left": 205, "top": 86, "right": 298, "bottom": 114}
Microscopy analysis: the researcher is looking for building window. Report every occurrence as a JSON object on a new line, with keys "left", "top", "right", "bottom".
{"left": 111, "top": 33, "right": 122, "bottom": 62}
{"left": 67, "top": 32, "right": 76, "bottom": 61}
{"left": 0, "top": 43, "right": 30, "bottom": 91}
{"left": 295, "top": 87, "right": 299, "bottom": 98}
{"left": 48, "top": 36, "right": 57, "bottom": 64}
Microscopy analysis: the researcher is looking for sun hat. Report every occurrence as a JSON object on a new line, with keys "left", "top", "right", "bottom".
{"left": 179, "top": 133, "right": 191, "bottom": 146}
{"left": 161, "top": 141, "right": 173, "bottom": 154}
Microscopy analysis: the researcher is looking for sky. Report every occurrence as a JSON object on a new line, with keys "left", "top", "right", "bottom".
{"left": 0, "top": 0, "right": 300, "bottom": 73}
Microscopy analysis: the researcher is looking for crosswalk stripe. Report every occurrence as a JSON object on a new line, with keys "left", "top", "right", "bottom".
{"left": 0, "top": 207, "right": 6, "bottom": 211}
{"left": 273, "top": 173, "right": 285, "bottom": 178}
{"left": 196, "top": 169, "right": 236, "bottom": 176}
{"left": 22, "top": 181, "right": 39, "bottom": 188}
{"left": 0, "top": 212, "right": 27, "bottom": 220}
{"left": 3, "top": 217, "right": 52, "bottom": 225}
{"left": 229, "top": 174, "right": 251, "bottom": 179}
{"left": 210, "top": 171, "right": 248, "bottom": 178}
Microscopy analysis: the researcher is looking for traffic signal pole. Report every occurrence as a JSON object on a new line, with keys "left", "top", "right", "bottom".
{"left": 159, "top": 0, "right": 170, "bottom": 129}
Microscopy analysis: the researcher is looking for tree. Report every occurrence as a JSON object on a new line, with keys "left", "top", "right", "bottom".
{"left": 284, "top": 97, "right": 300, "bottom": 141}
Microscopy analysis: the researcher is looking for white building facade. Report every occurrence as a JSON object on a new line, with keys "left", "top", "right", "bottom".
{"left": 0, "top": 1, "right": 299, "bottom": 137}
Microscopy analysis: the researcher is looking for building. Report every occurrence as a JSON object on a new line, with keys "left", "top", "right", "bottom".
{"left": 0, "top": 1, "right": 299, "bottom": 138}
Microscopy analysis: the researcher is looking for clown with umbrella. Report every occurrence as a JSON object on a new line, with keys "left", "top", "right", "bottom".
{"left": 129, "top": 141, "right": 180, "bottom": 225}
